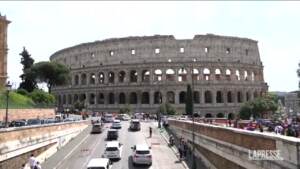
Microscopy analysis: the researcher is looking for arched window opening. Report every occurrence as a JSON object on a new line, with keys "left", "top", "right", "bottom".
{"left": 119, "top": 93, "right": 126, "bottom": 104}
{"left": 90, "top": 73, "right": 96, "bottom": 85}
{"left": 68, "top": 94, "right": 72, "bottom": 104}
{"left": 154, "top": 69, "right": 162, "bottom": 82}
{"left": 97, "top": 93, "right": 104, "bottom": 104}
{"left": 142, "top": 92, "right": 150, "bottom": 104}
{"left": 193, "top": 91, "right": 200, "bottom": 103}
{"left": 98, "top": 72, "right": 105, "bottom": 84}
{"left": 246, "top": 92, "right": 250, "bottom": 101}
{"left": 205, "top": 91, "right": 212, "bottom": 103}
{"left": 74, "top": 75, "right": 79, "bottom": 85}
{"left": 89, "top": 93, "right": 95, "bottom": 105}
{"left": 227, "top": 91, "right": 233, "bottom": 103}
{"left": 79, "top": 94, "right": 86, "bottom": 102}
{"left": 216, "top": 91, "right": 223, "bottom": 103}
{"left": 254, "top": 91, "right": 258, "bottom": 98}
{"left": 205, "top": 113, "right": 213, "bottom": 118}
{"left": 63, "top": 95, "right": 66, "bottom": 104}
{"left": 108, "top": 93, "right": 115, "bottom": 104}
{"left": 235, "top": 70, "right": 240, "bottom": 81}
{"left": 178, "top": 68, "right": 187, "bottom": 82}
{"left": 108, "top": 72, "right": 115, "bottom": 83}
{"left": 130, "top": 70, "right": 138, "bottom": 83}
{"left": 118, "top": 71, "right": 126, "bottom": 83}
{"left": 81, "top": 74, "right": 87, "bottom": 85}
{"left": 237, "top": 91, "right": 242, "bottom": 103}
{"left": 251, "top": 72, "right": 255, "bottom": 81}
{"left": 166, "top": 69, "right": 175, "bottom": 81}
{"left": 130, "top": 92, "right": 138, "bottom": 104}
{"left": 142, "top": 70, "right": 150, "bottom": 82}
{"left": 216, "top": 113, "right": 224, "bottom": 118}
{"left": 179, "top": 91, "right": 186, "bottom": 104}
{"left": 154, "top": 91, "right": 162, "bottom": 104}
{"left": 244, "top": 71, "right": 248, "bottom": 81}
{"left": 203, "top": 68, "right": 210, "bottom": 81}
{"left": 192, "top": 69, "right": 199, "bottom": 81}
{"left": 215, "top": 69, "right": 221, "bottom": 80}
{"left": 74, "top": 94, "right": 79, "bottom": 102}
{"left": 225, "top": 69, "right": 231, "bottom": 81}
{"left": 167, "top": 91, "right": 175, "bottom": 104}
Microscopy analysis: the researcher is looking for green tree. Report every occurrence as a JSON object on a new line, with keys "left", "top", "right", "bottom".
{"left": 239, "top": 93, "right": 278, "bottom": 120}
{"left": 31, "top": 61, "right": 70, "bottom": 93}
{"left": 28, "top": 89, "right": 55, "bottom": 105}
{"left": 120, "top": 104, "right": 131, "bottom": 115}
{"left": 185, "top": 84, "right": 193, "bottom": 116}
{"left": 74, "top": 101, "right": 85, "bottom": 111}
{"left": 18, "top": 47, "right": 37, "bottom": 92}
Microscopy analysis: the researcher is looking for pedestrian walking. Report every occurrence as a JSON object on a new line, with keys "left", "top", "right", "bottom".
{"left": 178, "top": 142, "right": 183, "bottom": 160}
{"left": 183, "top": 141, "right": 188, "bottom": 158}
{"left": 149, "top": 127, "right": 152, "bottom": 138}
{"left": 29, "top": 154, "right": 37, "bottom": 169}
{"left": 34, "top": 161, "right": 42, "bottom": 169}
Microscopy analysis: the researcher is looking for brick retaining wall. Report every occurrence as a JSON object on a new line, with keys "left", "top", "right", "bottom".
{"left": 0, "top": 109, "right": 55, "bottom": 121}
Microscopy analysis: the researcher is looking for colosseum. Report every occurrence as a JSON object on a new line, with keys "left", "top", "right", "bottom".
{"left": 50, "top": 34, "right": 268, "bottom": 118}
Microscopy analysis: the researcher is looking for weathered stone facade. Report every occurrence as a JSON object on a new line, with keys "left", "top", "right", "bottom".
{"left": 0, "top": 14, "right": 10, "bottom": 87}
{"left": 50, "top": 34, "right": 268, "bottom": 117}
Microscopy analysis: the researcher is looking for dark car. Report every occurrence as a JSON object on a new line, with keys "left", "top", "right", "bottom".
{"left": 9, "top": 120, "right": 27, "bottom": 127}
{"left": 27, "top": 119, "right": 42, "bottom": 126}
{"left": 91, "top": 123, "right": 103, "bottom": 134}
{"left": 129, "top": 119, "right": 141, "bottom": 131}
{"left": 107, "top": 129, "right": 118, "bottom": 140}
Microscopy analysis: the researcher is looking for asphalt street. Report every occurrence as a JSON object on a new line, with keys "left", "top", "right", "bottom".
{"left": 42, "top": 120, "right": 185, "bottom": 169}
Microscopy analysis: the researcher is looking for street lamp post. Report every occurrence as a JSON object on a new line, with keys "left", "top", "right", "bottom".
{"left": 5, "top": 82, "right": 12, "bottom": 128}
{"left": 191, "top": 58, "right": 196, "bottom": 169}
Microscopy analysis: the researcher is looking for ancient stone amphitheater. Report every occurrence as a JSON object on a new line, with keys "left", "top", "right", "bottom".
{"left": 50, "top": 34, "right": 268, "bottom": 118}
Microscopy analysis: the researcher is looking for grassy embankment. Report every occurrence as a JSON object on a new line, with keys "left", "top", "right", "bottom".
{"left": 0, "top": 89, "right": 35, "bottom": 109}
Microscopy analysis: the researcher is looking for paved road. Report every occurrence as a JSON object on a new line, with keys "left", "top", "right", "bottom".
{"left": 42, "top": 120, "right": 185, "bottom": 169}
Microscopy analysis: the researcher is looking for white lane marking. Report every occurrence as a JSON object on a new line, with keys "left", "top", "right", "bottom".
{"left": 53, "top": 134, "right": 90, "bottom": 169}
{"left": 81, "top": 133, "right": 104, "bottom": 169}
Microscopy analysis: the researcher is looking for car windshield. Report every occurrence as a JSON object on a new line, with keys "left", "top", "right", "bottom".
{"left": 106, "top": 147, "right": 118, "bottom": 151}
{"left": 132, "top": 121, "right": 140, "bottom": 124}
{"left": 136, "top": 150, "right": 150, "bottom": 154}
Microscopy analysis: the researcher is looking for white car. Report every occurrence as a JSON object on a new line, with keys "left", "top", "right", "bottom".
{"left": 103, "top": 141, "right": 123, "bottom": 160}
{"left": 87, "top": 158, "right": 112, "bottom": 169}
{"left": 111, "top": 120, "right": 122, "bottom": 129}
{"left": 132, "top": 144, "right": 152, "bottom": 166}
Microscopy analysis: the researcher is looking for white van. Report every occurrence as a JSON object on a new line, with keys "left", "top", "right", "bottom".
{"left": 103, "top": 141, "right": 123, "bottom": 160}
{"left": 87, "top": 158, "right": 112, "bottom": 169}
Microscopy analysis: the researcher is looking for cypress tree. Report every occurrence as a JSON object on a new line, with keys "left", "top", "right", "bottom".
{"left": 19, "top": 47, "right": 37, "bottom": 92}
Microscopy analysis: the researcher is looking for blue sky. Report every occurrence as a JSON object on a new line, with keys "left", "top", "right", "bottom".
{"left": 0, "top": 1, "right": 299, "bottom": 92}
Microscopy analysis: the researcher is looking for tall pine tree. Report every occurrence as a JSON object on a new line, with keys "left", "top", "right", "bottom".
{"left": 185, "top": 84, "right": 194, "bottom": 116}
{"left": 19, "top": 47, "right": 37, "bottom": 92}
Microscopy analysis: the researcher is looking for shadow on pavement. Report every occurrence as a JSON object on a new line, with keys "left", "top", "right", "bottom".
{"left": 127, "top": 156, "right": 151, "bottom": 169}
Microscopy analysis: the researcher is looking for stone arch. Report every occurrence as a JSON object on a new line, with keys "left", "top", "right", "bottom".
{"left": 89, "top": 93, "right": 95, "bottom": 104}
{"left": 119, "top": 93, "right": 126, "bottom": 104}
{"left": 118, "top": 71, "right": 126, "bottom": 83}
{"left": 225, "top": 69, "right": 231, "bottom": 81}
{"left": 193, "top": 91, "right": 200, "bottom": 103}
{"left": 244, "top": 71, "right": 248, "bottom": 81}
{"left": 228, "top": 113, "right": 235, "bottom": 120}
{"left": 237, "top": 91, "right": 243, "bottom": 103}
{"left": 97, "top": 93, "right": 104, "bottom": 104}
{"left": 81, "top": 73, "right": 87, "bottom": 85}
{"left": 89, "top": 73, "right": 96, "bottom": 85}
{"left": 216, "top": 91, "right": 223, "bottom": 103}
{"left": 130, "top": 92, "right": 137, "bottom": 104}
{"left": 205, "top": 113, "right": 213, "bottom": 118}
{"left": 98, "top": 72, "right": 105, "bottom": 84}
{"left": 130, "top": 70, "right": 138, "bottom": 83}
{"left": 63, "top": 95, "right": 66, "bottom": 104}
{"left": 215, "top": 68, "right": 221, "bottom": 80}
{"left": 108, "top": 72, "right": 115, "bottom": 83}
{"left": 74, "top": 75, "right": 79, "bottom": 85}
{"left": 68, "top": 94, "right": 72, "bottom": 104}
{"left": 154, "top": 91, "right": 162, "bottom": 104}
{"left": 254, "top": 91, "right": 258, "bottom": 98}
{"left": 246, "top": 91, "right": 250, "bottom": 101}
{"left": 227, "top": 91, "right": 233, "bottom": 103}
{"left": 251, "top": 71, "right": 255, "bottom": 81}
{"left": 142, "top": 70, "right": 150, "bottom": 82}
{"left": 74, "top": 94, "right": 79, "bottom": 102}
{"left": 179, "top": 91, "right": 186, "bottom": 104}
{"left": 142, "top": 92, "right": 150, "bottom": 104}
{"left": 79, "top": 93, "right": 86, "bottom": 102}
{"left": 203, "top": 68, "right": 210, "bottom": 81}
{"left": 108, "top": 93, "right": 115, "bottom": 104}
{"left": 154, "top": 69, "right": 162, "bottom": 82}
{"left": 205, "top": 90, "right": 212, "bottom": 103}
{"left": 167, "top": 91, "right": 175, "bottom": 104}
{"left": 178, "top": 68, "right": 187, "bottom": 82}
{"left": 216, "top": 113, "right": 224, "bottom": 118}
{"left": 235, "top": 70, "right": 240, "bottom": 81}
{"left": 192, "top": 68, "right": 199, "bottom": 81}
{"left": 166, "top": 69, "right": 176, "bottom": 81}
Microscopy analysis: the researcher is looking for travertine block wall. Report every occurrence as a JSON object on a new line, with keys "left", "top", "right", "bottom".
{"left": 0, "top": 108, "right": 55, "bottom": 121}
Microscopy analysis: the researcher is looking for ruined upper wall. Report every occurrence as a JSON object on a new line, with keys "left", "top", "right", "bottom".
{"left": 50, "top": 34, "right": 262, "bottom": 68}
